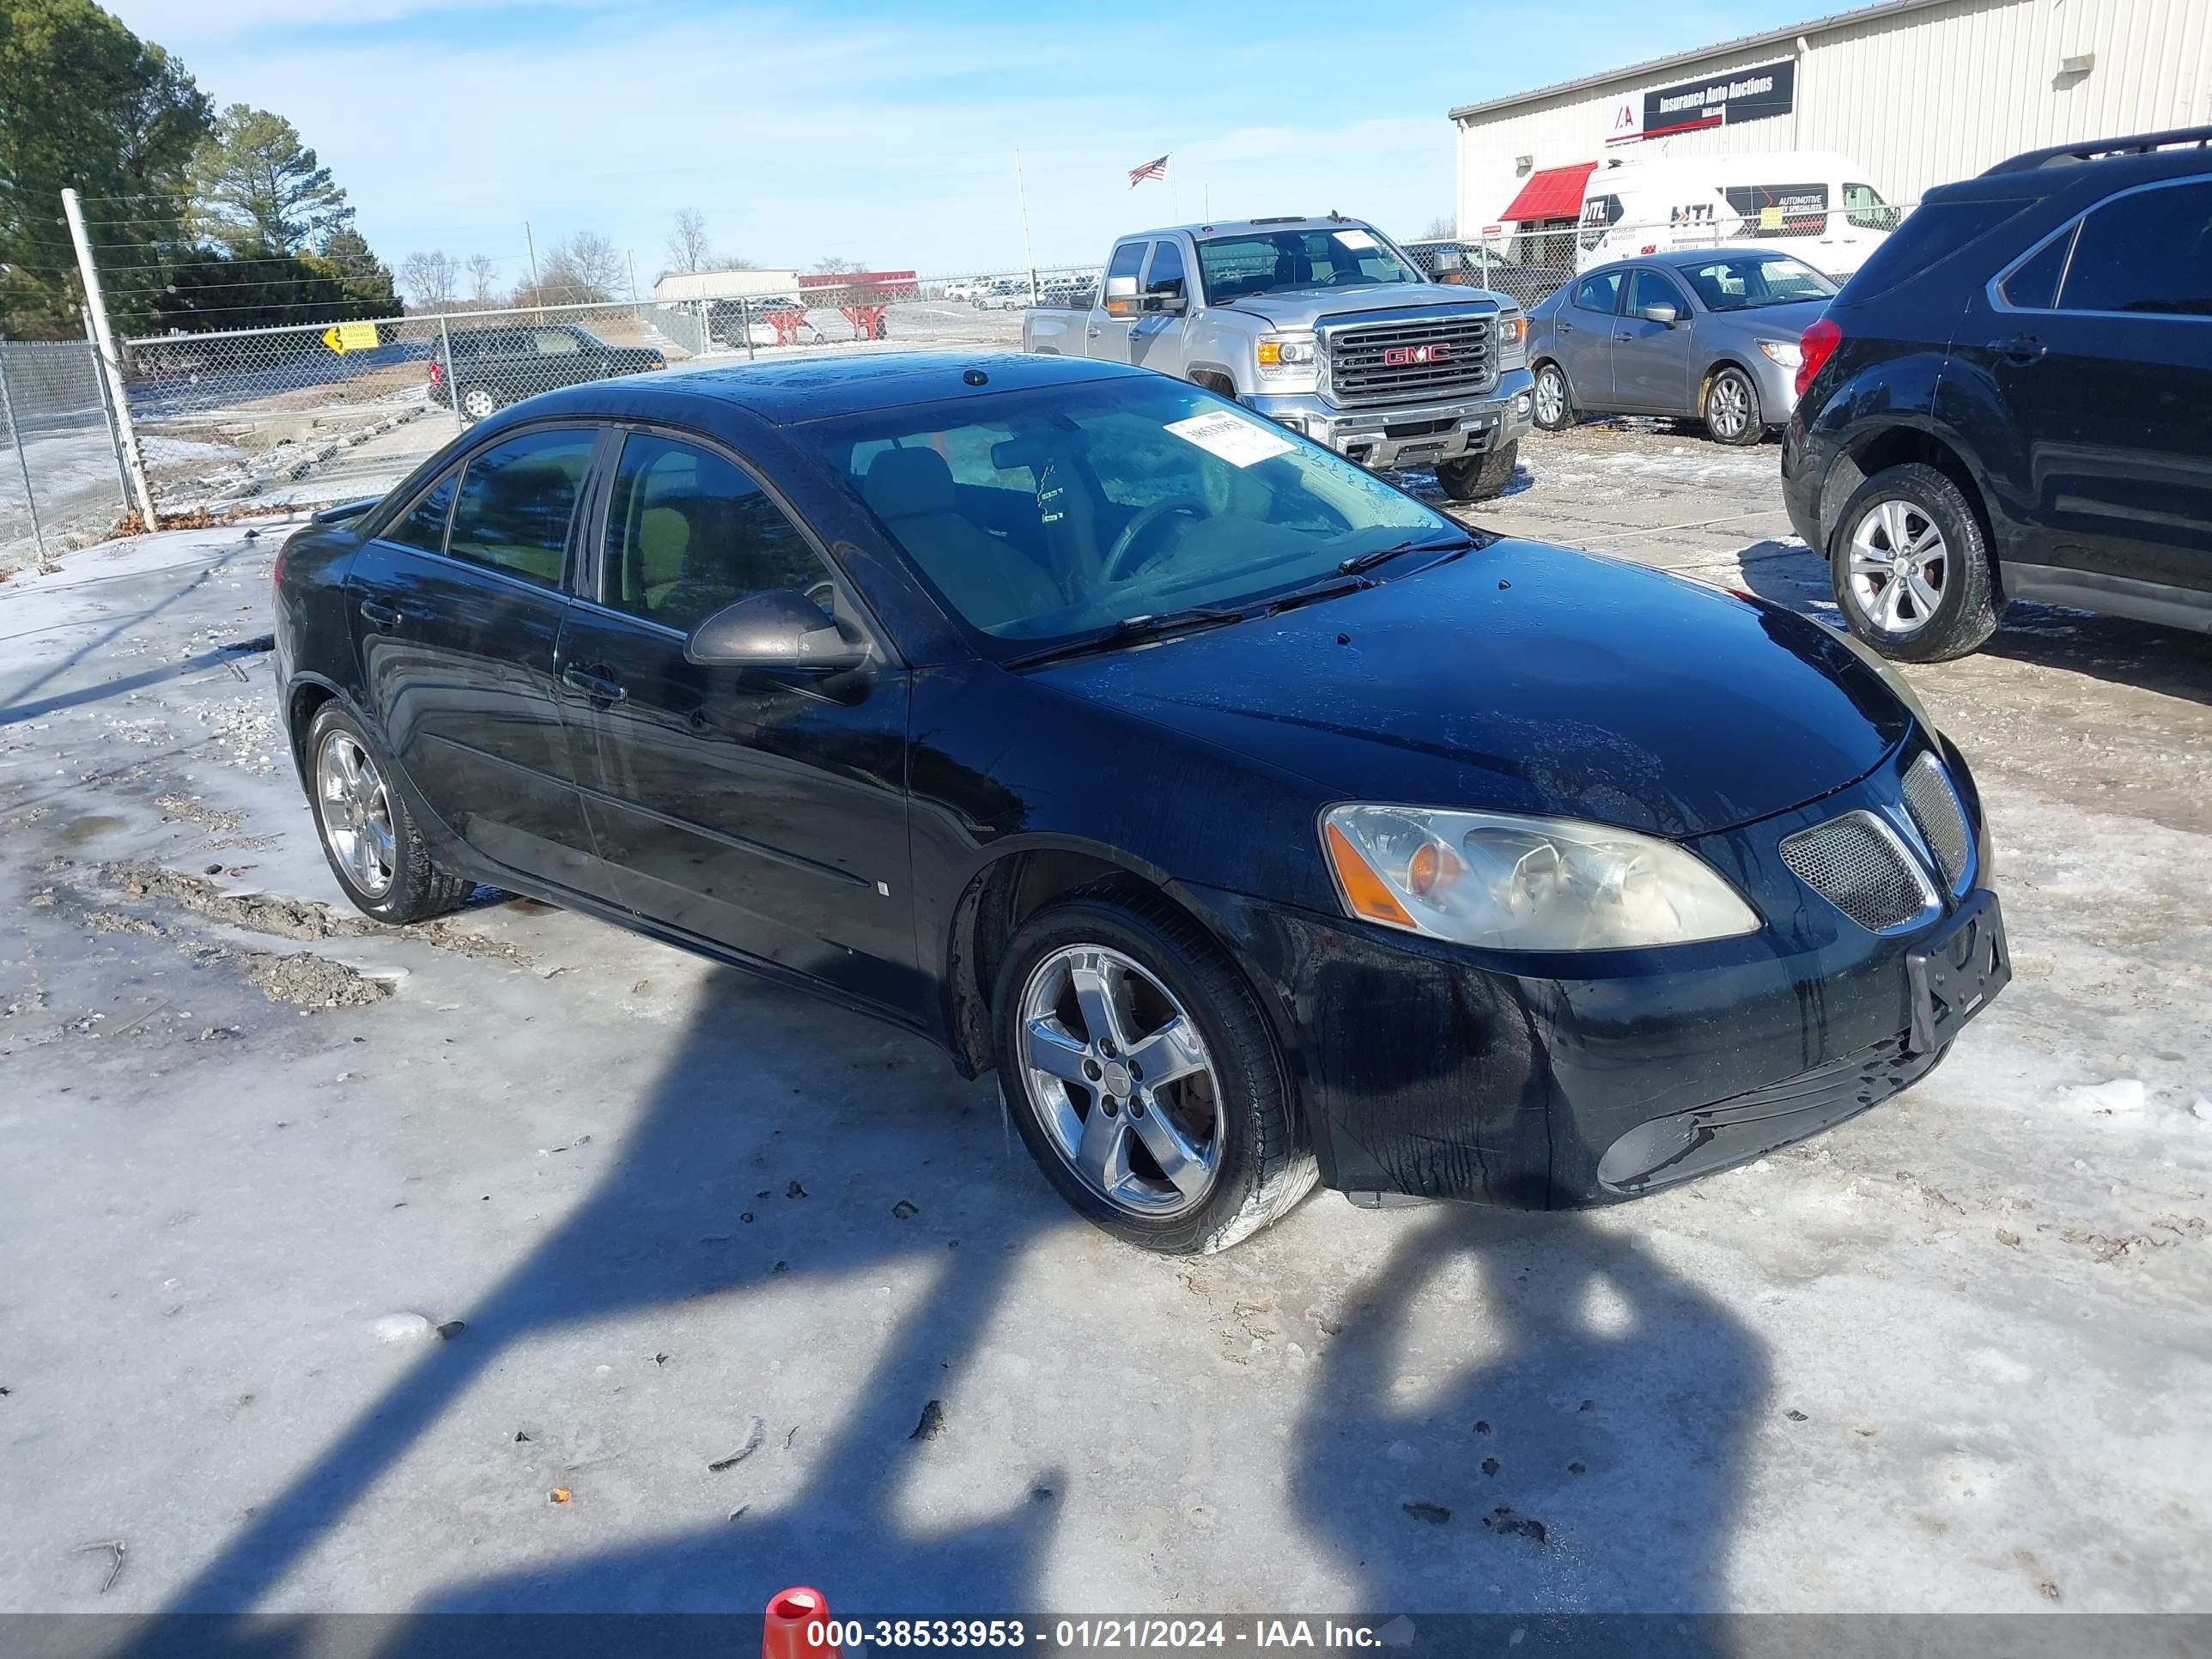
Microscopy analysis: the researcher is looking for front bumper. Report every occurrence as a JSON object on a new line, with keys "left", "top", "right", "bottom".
{"left": 1182, "top": 735, "right": 2003, "bottom": 1209}
{"left": 1250, "top": 368, "right": 1535, "bottom": 470}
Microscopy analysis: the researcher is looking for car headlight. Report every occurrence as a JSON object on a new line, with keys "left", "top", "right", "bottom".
{"left": 1758, "top": 339, "right": 1802, "bottom": 369}
{"left": 1321, "top": 804, "right": 1759, "bottom": 950}
{"left": 1256, "top": 334, "right": 1318, "bottom": 370}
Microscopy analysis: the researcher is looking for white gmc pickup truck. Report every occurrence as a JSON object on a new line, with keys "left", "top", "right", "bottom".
{"left": 1022, "top": 215, "right": 1534, "bottom": 501}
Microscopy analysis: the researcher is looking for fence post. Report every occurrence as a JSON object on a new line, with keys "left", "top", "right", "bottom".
{"left": 82, "top": 306, "right": 133, "bottom": 507}
{"left": 439, "top": 313, "right": 462, "bottom": 434}
{"left": 61, "top": 187, "right": 157, "bottom": 530}
{"left": 0, "top": 356, "right": 48, "bottom": 560}
{"left": 740, "top": 295, "right": 756, "bottom": 362}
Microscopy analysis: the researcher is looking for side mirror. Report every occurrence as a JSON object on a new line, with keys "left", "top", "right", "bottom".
{"left": 1103, "top": 273, "right": 1139, "bottom": 317}
{"left": 1144, "top": 291, "right": 1188, "bottom": 315}
{"left": 685, "top": 588, "right": 868, "bottom": 672}
{"left": 1638, "top": 302, "right": 1681, "bottom": 325}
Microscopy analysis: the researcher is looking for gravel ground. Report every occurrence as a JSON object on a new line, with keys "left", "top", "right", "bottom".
{"left": 1, "top": 423, "right": 2208, "bottom": 1626}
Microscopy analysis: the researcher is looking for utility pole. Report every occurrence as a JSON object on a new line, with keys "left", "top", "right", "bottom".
{"left": 524, "top": 221, "right": 542, "bottom": 318}
{"left": 62, "top": 187, "right": 156, "bottom": 528}
{"left": 626, "top": 249, "right": 640, "bottom": 308}
{"left": 1014, "top": 149, "right": 1038, "bottom": 303}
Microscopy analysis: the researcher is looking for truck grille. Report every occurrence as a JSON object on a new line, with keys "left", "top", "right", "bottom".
{"left": 1900, "top": 754, "right": 1972, "bottom": 894}
{"left": 1326, "top": 314, "right": 1494, "bottom": 406}
{"left": 1780, "top": 811, "right": 1937, "bottom": 934}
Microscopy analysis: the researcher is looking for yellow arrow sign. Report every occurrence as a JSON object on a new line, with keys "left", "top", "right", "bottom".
{"left": 321, "top": 321, "right": 381, "bottom": 354}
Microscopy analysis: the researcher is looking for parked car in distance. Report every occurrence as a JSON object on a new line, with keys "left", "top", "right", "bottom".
{"left": 429, "top": 324, "right": 664, "bottom": 422}
{"left": 1023, "top": 215, "right": 1534, "bottom": 501}
{"left": 1785, "top": 125, "right": 2212, "bottom": 660}
{"left": 1526, "top": 248, "right": 1838, "bottom": 444}
{"left": 276, "top": 351, "right": 2007, "bottom": 1253}
{"left": 974, "top": 279, "right": 1033, "bottom": 311}
{"left": 1576, "top": 150, "right": 1901, "bottom": 280}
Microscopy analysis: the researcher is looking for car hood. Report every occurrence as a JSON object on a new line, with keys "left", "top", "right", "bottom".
{"left": 1219, "top": 283, "right": 1501, "bottom": 331}
{"left": 1027, "top": 542, "right": 1910, "bottom": 837}
{"left": 1702, "top": 297, "right": 1832, "bottom": 344}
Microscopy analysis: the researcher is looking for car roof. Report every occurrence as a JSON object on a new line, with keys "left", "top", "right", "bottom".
{"left": 1936, "top": 130, "right": 2212, "bottom": 204}
{"left": 1124, "top": 216, "right": 1379, "bottom": 240}
{"left": 1626, "top": 247, "right": 1827, "bottom": 270}
{"left": 515, "top": 349, "right": 1144, "bottom": 427}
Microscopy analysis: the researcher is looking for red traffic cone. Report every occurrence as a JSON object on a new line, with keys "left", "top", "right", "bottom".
{"left": 763, "top": 1584, "right": 839, "bottom": 1659}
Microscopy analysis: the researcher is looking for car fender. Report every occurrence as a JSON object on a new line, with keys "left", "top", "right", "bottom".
{"left": 1184, "top": 312, "right": 1266, "bottom": 398}
{"left": 1802, "top": 348, "right": 2004, "bottom": 556}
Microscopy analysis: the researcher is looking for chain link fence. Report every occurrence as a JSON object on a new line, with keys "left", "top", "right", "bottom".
{"left": 0, "top": 340, "right": 134, "bottom": 570}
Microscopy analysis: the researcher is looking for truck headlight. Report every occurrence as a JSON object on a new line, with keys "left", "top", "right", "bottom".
{"left": 1758, "top": 339, "right": 1802, "bottom": 369}
{"left": 1321, "top": 804, "right": 1759, "bottom": 951}
{"left": 1496, "top": 314, "right": 1527, "bottom": 348}
{"left": 1256, "top": 334, "right": 1318, "bottom": 370}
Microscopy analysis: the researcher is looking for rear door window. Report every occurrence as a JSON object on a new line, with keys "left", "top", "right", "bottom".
{"left": 534, "top": 329, "right": 585, "bottom": 356}
{"left": 1841, "top": 197, "right": 2037, "bottom": 301}
{"left": 1998, "top": 227, "right": 2075, "bottom": 310}
{"left": 2057, "top": 180, "right": 2212, "bottom": 317}
{"left": 446, "top": 428, "right": 596, "bottom": 588}
{"left": 1571, "top": 271, "right": 1624, "bottom": 314}
{"left": 386, "top": 470, "right": 458, "bottom": 553}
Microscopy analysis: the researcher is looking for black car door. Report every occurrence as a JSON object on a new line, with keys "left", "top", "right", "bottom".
{"left": 554, "top": 427, "right": 920, "bottom": 1015}
{"left": 1975, "top": 175, "right": 2212, "bottom": 605}
{"left": 347, "top": 423, "right": 608, "bottom": 891}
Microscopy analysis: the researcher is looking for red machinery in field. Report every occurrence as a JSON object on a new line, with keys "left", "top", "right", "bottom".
{"left": 798, "top": 270, "right": 917, "bottom": 341}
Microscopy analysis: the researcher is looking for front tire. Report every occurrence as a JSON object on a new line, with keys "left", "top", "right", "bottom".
{"left": 305, "top": 702, "right": 471, "bottom": 924}
{"left": 1829, "top": 462, "right": 2000, "bottom": 662}
{"left": 990, "top": 890, "right": 1315, "bottom": 1254}
{"left": 1531, "top": 362, "right": 1575, "bottom": 432}
{"left": 1436, "top": 440, "right": 1520, "bottom": 502}
{"left": 1703, "top": 365, "right": 1763, "bottom": 446}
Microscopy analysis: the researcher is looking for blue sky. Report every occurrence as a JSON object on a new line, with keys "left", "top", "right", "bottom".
{"left": 111, "top": 0, "right": 1809, "bottom": 295}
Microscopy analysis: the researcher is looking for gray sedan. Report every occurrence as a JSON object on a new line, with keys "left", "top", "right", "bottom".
{"left": 1526, "top": 249, "right": 1838, "bottom": 446}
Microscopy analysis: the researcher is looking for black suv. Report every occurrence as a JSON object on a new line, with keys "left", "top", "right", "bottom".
{"left": 428, "top": 323, "right": 665, "bottom": 423}
{"left": 1784, "top": 128, "right": 2212, "bottom": 660}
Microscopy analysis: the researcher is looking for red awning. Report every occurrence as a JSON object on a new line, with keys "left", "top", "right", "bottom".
{"left": 1499, "top": 161, "right": 1599, "bottom": 222}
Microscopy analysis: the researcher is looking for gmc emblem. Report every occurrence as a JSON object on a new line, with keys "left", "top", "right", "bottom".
{"left": 1383, "top": 343, "right": 1450, "bottom": 367}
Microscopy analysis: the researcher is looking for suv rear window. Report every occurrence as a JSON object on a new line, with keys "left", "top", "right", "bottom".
{"left": 1837, "top": 197, "right": 2037, "bottom": 303}
{"left": 2059, "top": 179, "right": 2212, "bottom": 317}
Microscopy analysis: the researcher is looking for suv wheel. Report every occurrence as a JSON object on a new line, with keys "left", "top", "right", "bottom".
{"left": 1436, "top": 441, "right": 1519, "bottom": 502}
{"left": 1531, "top": 362, "right": 1575, "bottom": 432}
{"left": 991, "top": 890, "right": 1316, "bottom": 1254}
{"left": 1829, "top": 462, "right": 2000, "bottom": 661}
{"left": 459, "top": 386, "right": 499, "bottom": 422}
{"left": 1703, "top": 366, "right": 1763, "bottom": 446}
{"left": 306, "top": 702, "right": 472, "bottom": 924}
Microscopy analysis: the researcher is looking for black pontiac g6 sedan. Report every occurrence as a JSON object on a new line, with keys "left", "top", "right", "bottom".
{"left": 274, "top": 352, "right": 2009, "bottom": 1254}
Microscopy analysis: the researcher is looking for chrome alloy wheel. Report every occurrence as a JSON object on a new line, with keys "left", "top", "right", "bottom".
{"left": 316, "top": 731, "right": 396, "bottom": 897}
{"left": 1534, "top": 364, "right": 1567, "bottom": 427}
{"left": 1017, "top": 945, "right": 1224, "bottom": 1218}
{"left": 1848, "top": 498, "right": 1948, "bottom": 636}
{"left": 1707, "top": 371, "right": 1753, "bottom": 440}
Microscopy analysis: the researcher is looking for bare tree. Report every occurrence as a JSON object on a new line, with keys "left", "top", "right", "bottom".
{"left": 666, "top": 209, "right": 714, "bottom": 275}
{"left": 465, "top": 252, "right": 499, "bottom": 303}
{"left": 398, "top": 248, "right": 461, "bottom": 309}
{"left": 811, "top": 255, "right": 862, "bottom": 275}
{"left": 1419, "top": 216, "right": 1458, "bottom": 241}
{"left": 517, "top": 232, "right": 625, "bottom": 307}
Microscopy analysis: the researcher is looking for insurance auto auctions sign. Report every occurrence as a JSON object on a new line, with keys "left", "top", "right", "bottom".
{"left": 1604, "top": 58, "right": 1796, "bottom": 145}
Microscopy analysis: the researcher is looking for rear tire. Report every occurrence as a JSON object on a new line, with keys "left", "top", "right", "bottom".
{"left": 458, "top": 386, "right": 499, "bottom": 423}
{"left": 1829, "top": 462, "right": 2000, "bottom": 662}
{"left": 304, "top": 702, "right": 471, "bottom": 925}
{"left": 1531, "top": 362, "right": 1575, "bottom": 432}
{"left": 990, "top": 889, "right": 1315, "bottom": 1255}
{"left": 1436, "top": 441, "right": 1520, "bottom": 502}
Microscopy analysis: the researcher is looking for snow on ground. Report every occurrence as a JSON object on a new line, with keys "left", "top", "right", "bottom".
{"left": 0, "top": 425, "right": 2208, "bottom": 1623}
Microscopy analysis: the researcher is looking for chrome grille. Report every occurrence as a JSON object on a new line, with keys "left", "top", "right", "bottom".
{"left": 1326, "top": 314, "right": 1494, "bottom": 406}
{"left": 1901, "top": 755, "right": 1972, "bottom": 894}
{"left": 1780, "top": 812, "right": 1936, "bottom": 933}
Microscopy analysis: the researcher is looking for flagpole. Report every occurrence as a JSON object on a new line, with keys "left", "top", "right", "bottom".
{"left": 1014, "top": 148, "right": 1038, "bottom": 303}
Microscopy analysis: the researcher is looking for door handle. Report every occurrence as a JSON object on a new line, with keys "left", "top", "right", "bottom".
{"left": 1557, "top": 320, "right": 1575, "bottom": 334}
{"left": 1994, "top": 332, "right": 2047, "bottom": 365}
{"left": 560, "top": 665, "right": 626, "bottom": 705}
{"left": 1085, "top": 326, "right": 1102, "bottom": 338}
{"left": 358, "top": 599, "right": 401, "bottom": 629}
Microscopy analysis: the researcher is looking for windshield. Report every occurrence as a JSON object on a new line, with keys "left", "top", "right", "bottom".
{"left": 1678, "top": 254, "right": 1838, "bottom": 311}
{"left": 1196, "top": 227, "right": 1424, "bottom": 303}
{"left": 807, "top": 377, "right": 1458, "bottom": 655}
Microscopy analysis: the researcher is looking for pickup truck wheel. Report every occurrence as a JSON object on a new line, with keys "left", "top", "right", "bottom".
{"left": 1531, "top": 362, "right": 1575, "bottom": 432}
{"left": 992, "top": 890, "right": 1316, "bottom": 1255}
{"left": 1436, "top": 441, "right": 1519, "bottom": 502}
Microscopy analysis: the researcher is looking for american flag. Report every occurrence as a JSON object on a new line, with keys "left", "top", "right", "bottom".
{"left": 1127, "top": 154, "right": 1169, "bottom": 188}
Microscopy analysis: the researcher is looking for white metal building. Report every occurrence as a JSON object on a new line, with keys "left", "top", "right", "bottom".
{"left": 651, "top": 266, "right": 800, "bottom": 303}
{"left": 1450, "top": 0, "right": 2212, "bottom": 241}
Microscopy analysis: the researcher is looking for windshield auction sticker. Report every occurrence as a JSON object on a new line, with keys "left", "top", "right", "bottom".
{"left": 1332, "top": 228, "right": 1378, "bottom": 251}
{"left": 1165, "top": 411, "right": 1296, "bottom": 468}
